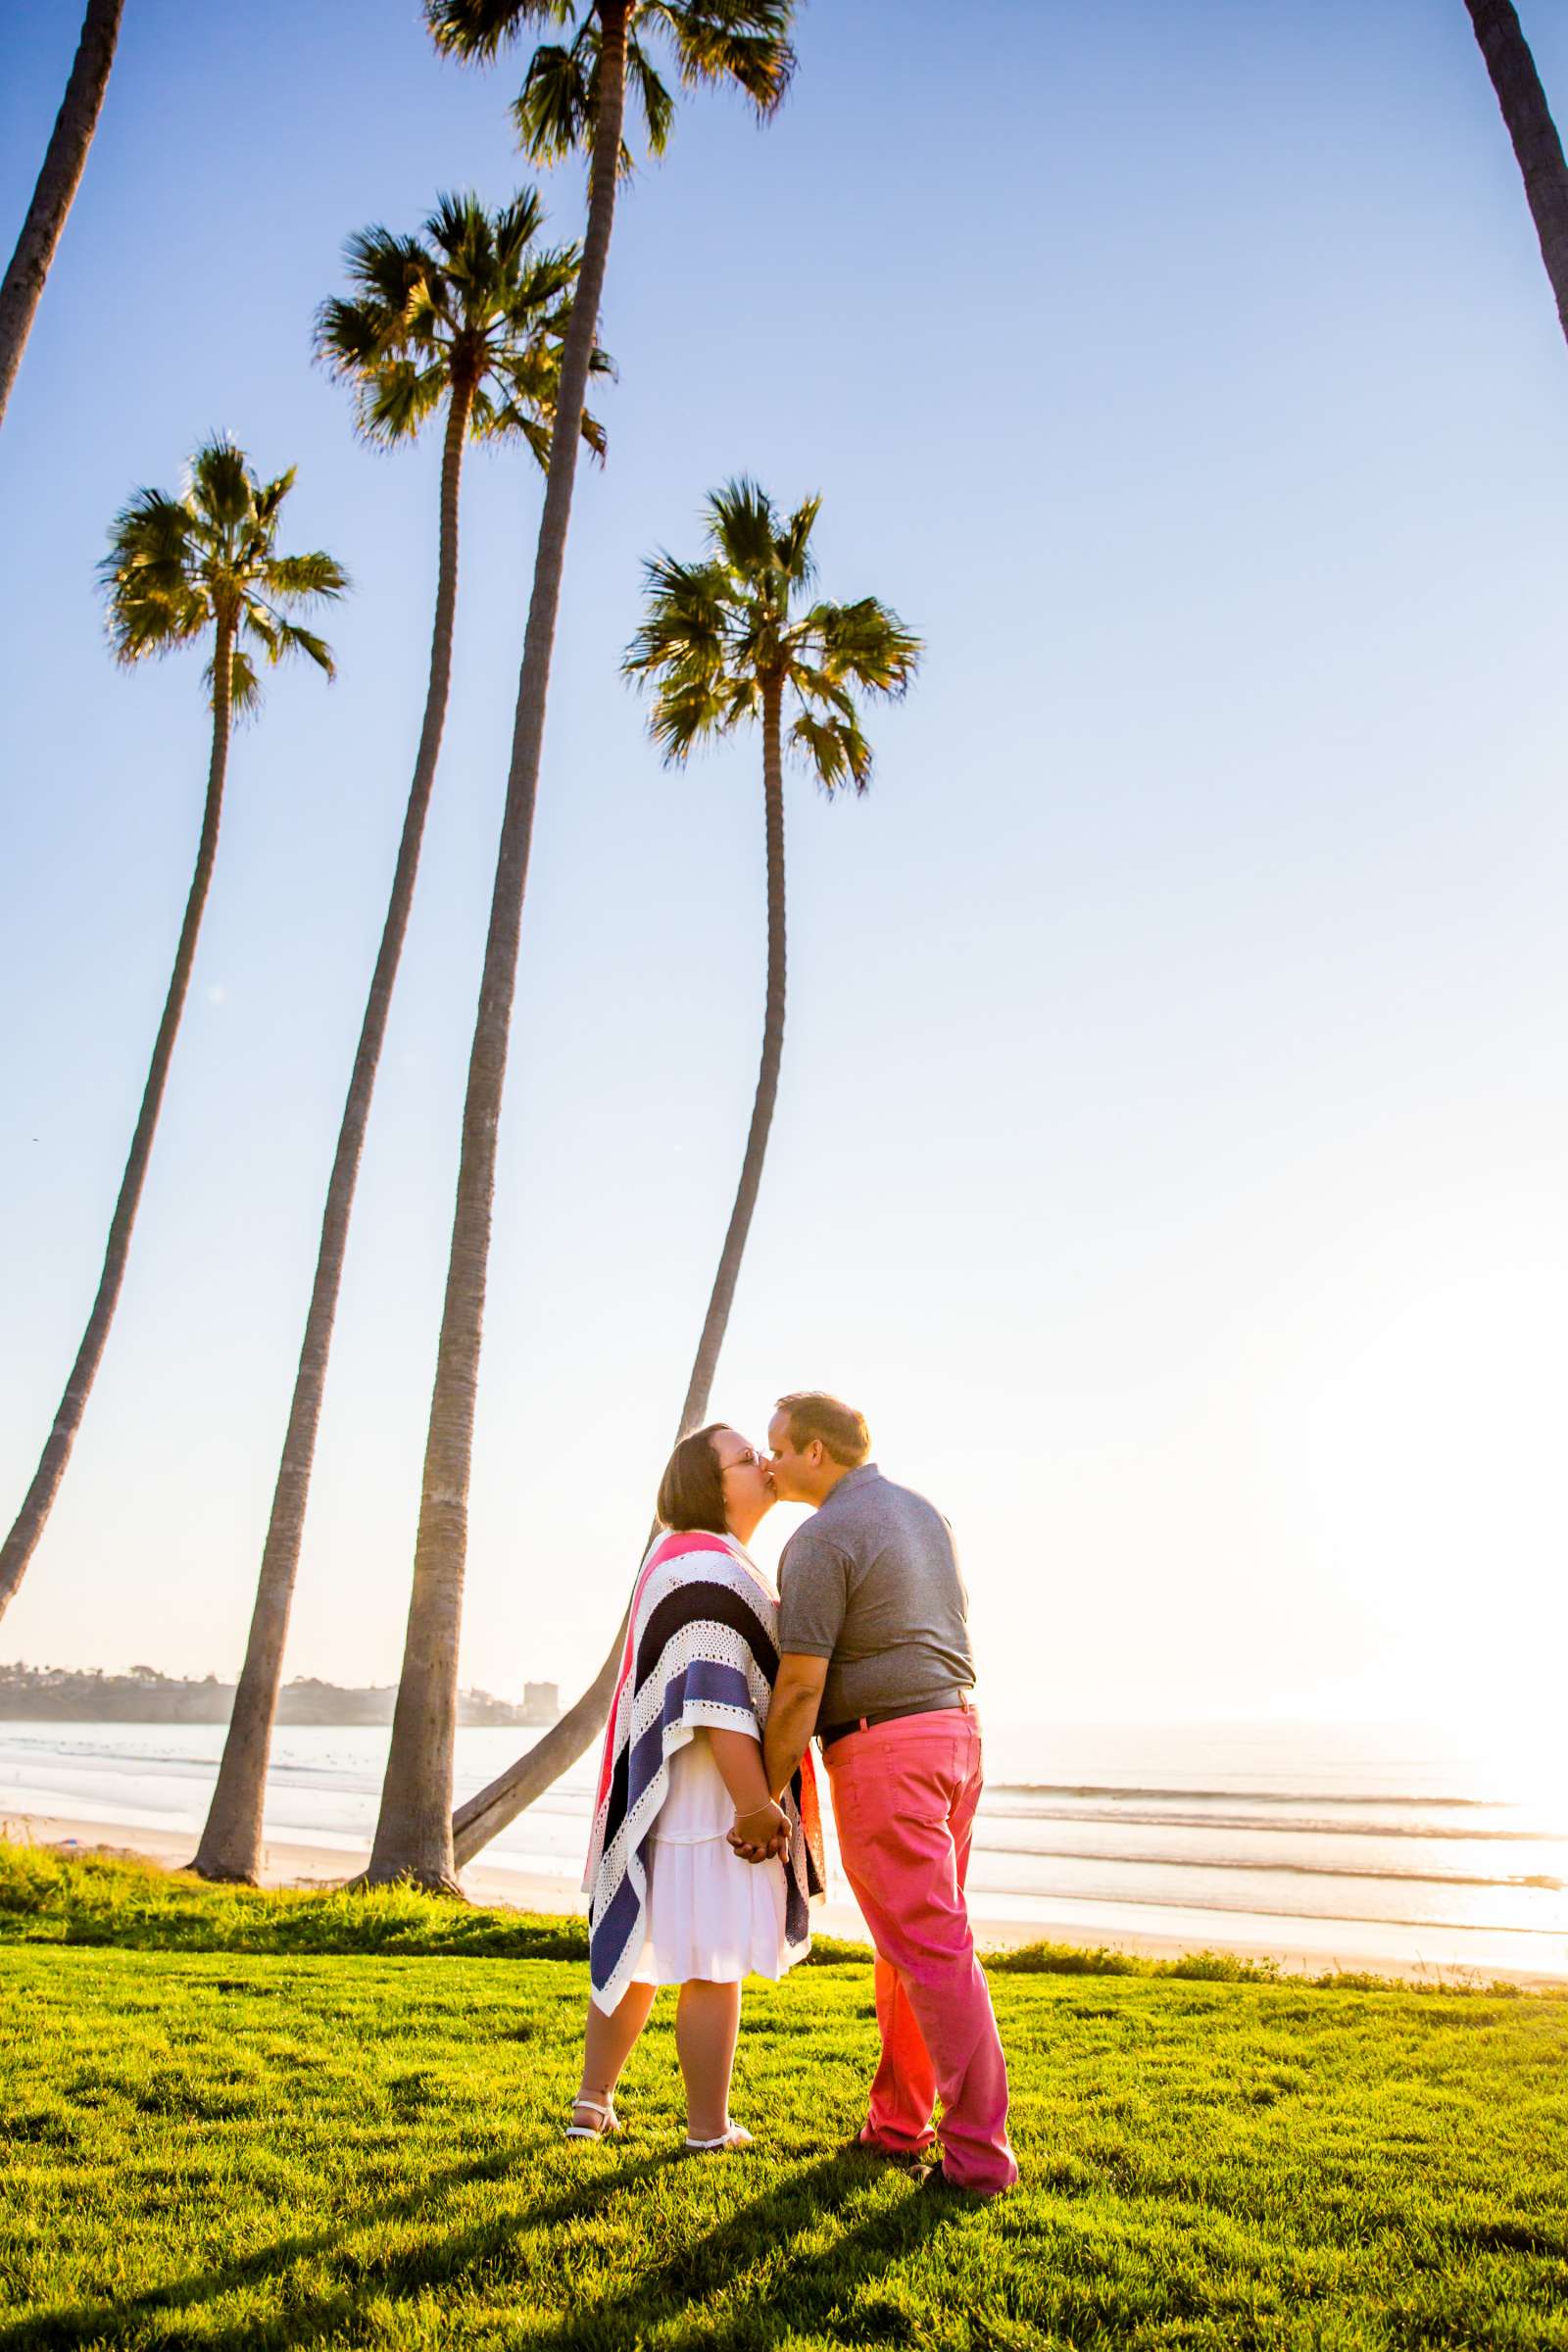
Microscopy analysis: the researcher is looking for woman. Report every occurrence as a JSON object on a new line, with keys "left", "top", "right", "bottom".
{"left": 569, "top": 1423, "right": 823, "bottom": 2152}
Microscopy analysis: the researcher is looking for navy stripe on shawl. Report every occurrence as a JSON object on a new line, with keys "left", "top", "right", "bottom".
{"left": 588, "top": 1568, "right": 811, "bottom": 2001}
{"left": 598, "top": 1580, "right": 776, "bottom": 1866}
{"left": 589, "top": 1650, "right": 758, "bottom": 1995}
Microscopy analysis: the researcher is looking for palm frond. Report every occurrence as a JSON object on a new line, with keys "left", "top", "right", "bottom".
{"left": 274, "top": 619, "right": 337, "bottom": 678}
{"left": 804, "top": 596, "right": 922, "bottom": 698}
{"left": 476, "top": 387, "right": 608, "bottom": 467}
{"left": 480, "top": 332, "right": 555, "bottom": 407}
{"left": 105, "top": 587, "right": 208, "bottom": 665}
{"left": 359, "top": 355, "right": 452, "bottom": 445}
{"left": 425, "top": 0, "right": 575, "bottom": 64}
{"left": 706, "top": 476, "right": 780, "bottom": 577}
{"left": 244, "top": 607, "right": 282, "bottom": 662}
{"left": 321, "top": 191, "right": 591, "bottom": 456}
{"left": 101, "top": 489, "right": 207, "bottom": 663}
{"left": 497, "top": 239, "right": 582, "bottom": 324}
{"left": 623, "top": 554, "right": 730, "bottom": 677}
{"left": 189, "top": 438, "right": 253, "bottom": 529}
{"left": 213, "top": 642, "right": 263, "bottom": 718}
{"left": 789, "top": 709, "right": 871, "bottom": 794}
{"left": 777, "top": 493, "right": 820, "bottom": 584}
{"left": 316, "top": 294, "right": 395, "bottom": 379}
{"left": 102, "top": 444, "right": 344, "bottom": 712}
{"left": 260, "top": 550, "right": 350, "bottom": 607}
{"left": 250, "top": 469, "right": 299, "bottom": 539}
{"left": 786, "top": 661, "right": 856, "bottom": 721}
{"left": 318, "top": 227, "right": 432, "bottom": 369}
{"left": 513, "top": 35, "right": 594, "bottom": 164}
{"left": 626, "top": 31, "right": 675, "bottom": 156}
{"left": 644, "top": 0, "right": 795, "bottom": 110}
{"left": 645, "top": 676, "right": 733, "bottom": 762}
{"left": 242, "top": 600, "right": 338, "bottom": 678}
{"left": 474, "top": 401, "right": 556, "bottom": 467}
{"left": 576, "top": 400, "right": 608, "bottom": 461}
{"left": 425, "top": 186, "right": 487, "bottom": 265}
{"left": 486, "top": 184, "right": 549, "bottom": 270}
{"left": 454, "top": 0, "right": 791, "bottom": 179}
{"left": 102, "top": 487, "right": 196, "bottom": 586}
{"left": 626, "top": 472, "right": 915, "bottom": 797}
{"left": 513, "top": 21, "right": 647, "bottom": 175}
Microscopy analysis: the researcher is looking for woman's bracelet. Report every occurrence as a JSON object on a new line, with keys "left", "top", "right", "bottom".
{"left": 733, "top": 1800, "right": 784, "bottom": 1831}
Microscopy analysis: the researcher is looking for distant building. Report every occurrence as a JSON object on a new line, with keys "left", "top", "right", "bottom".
{"left": 523, "top": 1682, "right": 560, "bottom": 1724}
{"left": 0, "top": 1661, "right": 564, "bottom": 1729}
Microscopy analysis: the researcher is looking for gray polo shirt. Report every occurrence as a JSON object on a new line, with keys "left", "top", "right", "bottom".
{"left": 777, "top": 1463, "right": 975, "bottom": 1728}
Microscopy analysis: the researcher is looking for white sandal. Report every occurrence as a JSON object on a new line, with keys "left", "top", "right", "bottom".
{"left": 564, "top": 2095, "right": 622, "bottom": 2143}
{"left": 683, "top": 2122, "right": 753, "bottom": 2154}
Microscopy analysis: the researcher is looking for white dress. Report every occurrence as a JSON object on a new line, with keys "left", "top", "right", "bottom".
{"left": 628, "top": 1727, "right": 795, "bottom": 1987}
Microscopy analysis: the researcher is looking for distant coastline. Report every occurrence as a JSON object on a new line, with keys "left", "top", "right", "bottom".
{"left": 0, "top": 1663, "right": 560, "bottom": 1730}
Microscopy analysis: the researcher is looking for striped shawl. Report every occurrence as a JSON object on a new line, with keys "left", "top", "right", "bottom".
{"left": 583, "top": 1530, "right": 824, "bottom": 2014}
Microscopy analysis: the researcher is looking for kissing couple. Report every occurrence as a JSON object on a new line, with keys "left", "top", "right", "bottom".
{"left": 569, "top": 1390, "right": 1017, "bottom": 2197}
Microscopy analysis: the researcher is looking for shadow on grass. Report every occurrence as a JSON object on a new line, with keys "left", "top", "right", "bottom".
{"left": 528, "top": 2152, "right": 959, "bottom": 2350}
{"left": 0, "top": 2144, "right": 960, "bottom": 2352}
{"left": 0, "top": 2142, "right": 668, "bottom": 2350}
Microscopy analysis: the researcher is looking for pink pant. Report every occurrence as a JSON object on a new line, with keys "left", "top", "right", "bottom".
{"left": 824, "top": 1707, "right": 1017, "bottom": 2194}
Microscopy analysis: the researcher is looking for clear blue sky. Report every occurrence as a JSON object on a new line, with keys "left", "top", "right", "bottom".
{"left": 3, "top": 0, "right": 1566, "bottom": 1735}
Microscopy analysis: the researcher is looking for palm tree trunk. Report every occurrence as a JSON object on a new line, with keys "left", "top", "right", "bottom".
{"left": 0, "top": 0, "right": 124, "bottom": 430}
{"left": 451, "top": 677, "right": 788, "bottom": 1867}
{"left": 663, "top": 679, "right": 788, "bottom": 1439}
{"left": 1465, "top": 0, "right": 1568, "bottom": 346}
{"left": 452, "top": 1624, "right": 626, "bottom": 1867}
{"left": 367, "top": 1, "right": 631, "bottom": 1891}
{"left": 0, "top": 610, "right": 233, "bottom": 1617}
{"left": 190, "top": 382, "right": 475, "bottom": 1883}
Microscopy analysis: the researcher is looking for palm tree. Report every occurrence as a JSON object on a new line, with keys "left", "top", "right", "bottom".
{"left": 0, "top": 0, "right": 125, "bottom": 430}
{"left": 1465, "top": 0, "right": 1568, "bottom": 347}
{"left": 366, "top": 0, "right": 796, "bottom": 1890}
{"left": 0, "top": 442, "right": 344, "bottom": 1618}
{"left": 628, "top": 483, "right": 920, "bottom": 1426}
{"left": 451, "top": 481, "right": 919, "bottom": 1867}
{"left": 189, "top": 195, "right": 606, "bottom": 1885}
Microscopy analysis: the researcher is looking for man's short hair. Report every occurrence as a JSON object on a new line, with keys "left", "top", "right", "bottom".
{"left": 775, "top": 1392, "right": 870, "bottom": 1468}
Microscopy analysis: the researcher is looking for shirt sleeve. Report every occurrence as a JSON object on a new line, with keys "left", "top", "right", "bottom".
{"left": 778, "top": 1524, "right": 850, "bottom": 1658}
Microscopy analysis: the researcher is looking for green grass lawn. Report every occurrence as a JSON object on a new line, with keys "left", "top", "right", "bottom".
{"left": 2, "top": 1845, "right": 1566, "bottom": 2349}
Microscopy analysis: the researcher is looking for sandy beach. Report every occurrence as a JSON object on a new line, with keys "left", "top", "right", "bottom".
{"left": 8, "top": 1808, "right": 1564, "bottom": 1991}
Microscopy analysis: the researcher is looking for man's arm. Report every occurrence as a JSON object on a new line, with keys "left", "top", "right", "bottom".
{"left": 761, "top": 1652, "right": 829, "bottom": 1801}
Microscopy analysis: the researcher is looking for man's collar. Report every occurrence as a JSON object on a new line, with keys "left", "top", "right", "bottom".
{"left": 818, "top": 1462, "right": 879, "bottom": 1507}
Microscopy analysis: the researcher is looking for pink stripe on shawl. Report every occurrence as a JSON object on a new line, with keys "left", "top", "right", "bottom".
{"left": 590, "top": 1531, "right": 737, "bottom": 1817}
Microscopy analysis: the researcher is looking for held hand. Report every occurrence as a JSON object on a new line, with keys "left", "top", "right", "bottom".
{"left": 728, "top": 1799, "right": 788, "bottom": 1865}
{"left": 726, "top": 1830, "right": 790, "bottom": 1864}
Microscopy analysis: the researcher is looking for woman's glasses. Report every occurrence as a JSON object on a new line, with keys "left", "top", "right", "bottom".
{"left": 718, "top": 1447, "right": 761, "bottom": 1474}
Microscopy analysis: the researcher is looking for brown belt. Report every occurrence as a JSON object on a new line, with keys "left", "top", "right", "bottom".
{"left": 817, "top": 1690, "right": 974, "bottom": 1750}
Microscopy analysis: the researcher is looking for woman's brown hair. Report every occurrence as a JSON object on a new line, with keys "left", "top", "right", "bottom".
{"left": 656, "top": 1423, "right": 729, "bottom": 1535}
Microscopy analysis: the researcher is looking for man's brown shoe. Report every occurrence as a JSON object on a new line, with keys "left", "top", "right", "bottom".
{"left": 919, "top": 2160, "right": 1007, "bottom": 2199}
{"left": 842, "top": 2135, "right": 933, "bottom": 2174}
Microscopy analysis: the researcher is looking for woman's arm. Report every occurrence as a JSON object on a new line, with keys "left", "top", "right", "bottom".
{"left": 707, "top": 1727, "right": 788, "bottom": 1853}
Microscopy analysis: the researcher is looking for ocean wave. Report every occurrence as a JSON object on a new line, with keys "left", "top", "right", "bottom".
{"left": 987, "top": 1782, "right": 1498, "bottom": 1808}
{"left": 980, "top": 1802, "right": 1559, "bottom": 1843}
{"left": 960, "top": 1878, "right": 1568, "bottom": 1937}
{"left": 964, "top": 1838, "right": 1563, "bottom": 1891}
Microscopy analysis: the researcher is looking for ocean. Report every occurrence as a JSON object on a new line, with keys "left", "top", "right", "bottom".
{"left": 3, "top": 1717, "right": 1564, "bottom": 1982}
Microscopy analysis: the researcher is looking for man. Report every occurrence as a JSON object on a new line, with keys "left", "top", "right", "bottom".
{"left": 749, "top": 1391, "right": 1017, "bottom": 2197}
